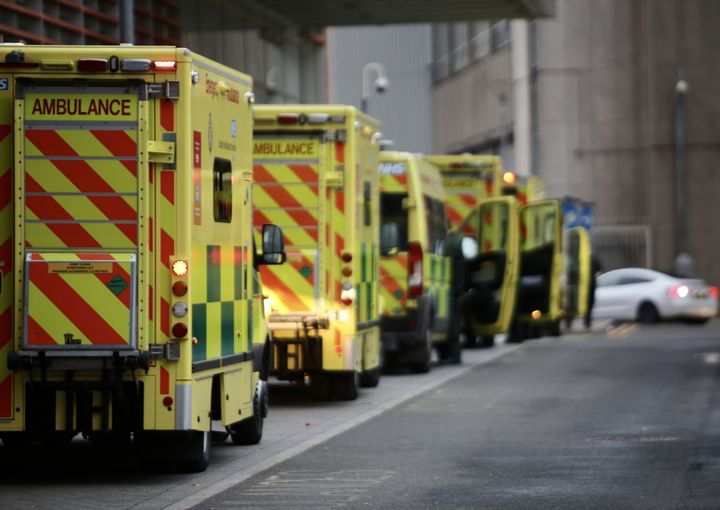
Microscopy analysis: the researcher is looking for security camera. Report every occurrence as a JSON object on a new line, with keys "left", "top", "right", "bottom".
{"left": 374, "top": 76, "right": 389, "bottom": 94}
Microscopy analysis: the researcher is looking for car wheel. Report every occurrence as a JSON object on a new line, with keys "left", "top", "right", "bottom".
{"left": 637, "top": 302, "right": 660, "bottom": 324}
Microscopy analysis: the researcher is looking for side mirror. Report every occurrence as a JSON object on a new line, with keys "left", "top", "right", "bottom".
{"left": 260, "top": 224, "right": 286, "bottom": 265}
{"left": 380, "top": 222, "right": 400, "bottom": 256}
{"left": 461, "top": 236, "right": 478, "bottom": 260}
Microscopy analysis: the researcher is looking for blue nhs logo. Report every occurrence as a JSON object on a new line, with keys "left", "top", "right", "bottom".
{"left": 0, "top": 78, "right": 8, "bottom": 91}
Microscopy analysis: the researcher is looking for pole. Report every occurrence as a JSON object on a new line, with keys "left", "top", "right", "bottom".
{"left": 120, "top": 0, "right": 134, "bottom": 44}
{"left": 674, "top": 68, "right": 693, "bottom": 277}
{"left": 675, "top": 69, "right": 687, "bottom": 254}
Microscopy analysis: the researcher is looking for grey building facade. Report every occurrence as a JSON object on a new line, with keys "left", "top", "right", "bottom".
{"left": 432, "top": 0, "right": 720, "bottom": 285}
{"left": 326, "top": 25, "right": 434, "bottom": 154}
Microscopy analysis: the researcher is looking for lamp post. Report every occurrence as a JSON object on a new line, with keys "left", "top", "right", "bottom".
{"left": 674, "top": 68, "right": 693, "bottom": 277}
{"left": 360, "top": 62, "right": 389, "bottom": 113}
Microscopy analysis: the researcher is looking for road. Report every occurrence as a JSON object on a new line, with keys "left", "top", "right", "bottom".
{"left": 194, "top": 322, "right": 720, "bottom": 510}
{"left": 0, "top": 338, "right": 517, "bottom": 510}
{"left": 2, "top": 322, "right": 719, "bottom": 509}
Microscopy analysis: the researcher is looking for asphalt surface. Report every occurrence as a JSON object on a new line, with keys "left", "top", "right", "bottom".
{"left": 0, "top": 338, "right": 517, "bottom": 509}
{"left": 194, "top": 322, "right": 720, "bottom": 510}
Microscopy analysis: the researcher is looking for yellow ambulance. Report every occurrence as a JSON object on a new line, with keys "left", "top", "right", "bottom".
{"left": 0, "top": 45, "right": 283, "bottom": 471}
{"left": 252, "top": 105, "right": 382, "bottom": 400}
{"left": 379, "top": 151, "right": 457, "bottom": 371}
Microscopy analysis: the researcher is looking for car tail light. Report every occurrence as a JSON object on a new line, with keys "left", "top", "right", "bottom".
{"left": 710, "top": 286, "right": 719, "bottom": 299}
{"left": 668, "top": 284, "right": 690, "bottom": 299}
{"left": 407, "top": 241, "right": 423, "bottom": 298}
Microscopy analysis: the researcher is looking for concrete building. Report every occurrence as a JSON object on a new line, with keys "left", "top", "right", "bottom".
{"left": 432, "top": 0, "right": 720, "bottom": 284}
{"left": 326, "top": 25, "right": 434, "bottom": 154}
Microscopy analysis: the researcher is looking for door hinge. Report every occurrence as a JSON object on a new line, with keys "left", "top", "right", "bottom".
{"left": 143, "top": 80, "right": 180, "bottom": 100}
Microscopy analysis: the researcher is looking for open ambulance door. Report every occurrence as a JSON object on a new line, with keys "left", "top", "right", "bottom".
{"left": 517, "top": 200, "right": 564, "bottom": 329}
{"left": 564, "top": 227, "right": 592, "bottom": 320}
{"left": 457, "top": 196, "right": 519, "bottom": 339}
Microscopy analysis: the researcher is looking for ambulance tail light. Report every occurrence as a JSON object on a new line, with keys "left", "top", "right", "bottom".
{"left": 77, "top": 58, "right": 108, "bottom": 72}
{"left": 170, "top": 258, "right": 189, "bottom": 339}
{"left": 172, "top": 260, "right": 189, "bottom": 277}
{"left": 172, "top": 323, "right": 188, "bottom": 338}
{"left": 153, "top": 60, "right": 177, "bottom": 72}
{"left": 341, "top": 252, "right": 353, "bottom": 263}
{"left": 710, "top": 286, "right": 719, "bottom": 299}
{"left": 407, "top": 241, "right": 424, "bottom": 298}
{"left": 277, "top": 113, "right": 301, "bottom": 124}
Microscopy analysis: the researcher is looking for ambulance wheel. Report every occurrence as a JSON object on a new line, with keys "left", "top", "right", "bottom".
{"left": 360, "top": 367, "right": 381, "bottom": 388}
{"left": 464, "top": 333, "right": 478, "bottom": 348}
{"left": 176, "top": 431, "right": 211, "bottom": 473}
{"left": 333, "top": 371, "right": 359, "bottom": 401}
{"left": 310, "top": 373, "right": 332, "bottom": 400}
{"left": 409, "top": 330, "right": 432, "bottom": 373}
{"left": 481, "top": 335, "right": 495, "bottom": 348}
{"left": 0, "top": 432, "right": 30, "bottom": 448}
{"left": 229, "top": 381, "right": 267, "bottom": 445}
{"left": 549, "top": 320, "right": 562, "bottom": 337}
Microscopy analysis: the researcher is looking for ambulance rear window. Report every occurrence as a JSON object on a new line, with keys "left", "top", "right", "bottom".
{"left": 213, "top": 157, "right": 232, "bottom": 223}
{"left": 380, "top": 194, "right": 408, "bottom": 251}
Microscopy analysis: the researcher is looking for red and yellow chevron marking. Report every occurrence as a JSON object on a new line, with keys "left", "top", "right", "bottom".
{"left": 380, "top": 253, "right": 408, "bottom": 317}
{"left": 253, "top": 163, "right": 320, "bottom": 244}
{"left": 379, "top": 173, "right": 408, "bottom": 194}
{"left": 23, "top": 128, "right": 138, "bottom": 249}
{"left": 158, "top": 169, "right": 175, "bottom": 338}
{"left": 253, "top": 160, "right": 324, "bottom": 313}
{"left": 0, "top": 123, "right": 13, "bottom": 418}
{"left": 445, "top": 192, "right": 477, "bottom": 228}
{"left": 26, "top": 253, "right": 134, "bottom": 347}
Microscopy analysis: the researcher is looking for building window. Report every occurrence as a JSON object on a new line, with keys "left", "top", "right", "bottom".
{"left": 491, "top": 21, "right": 510, "bottom": 51}
{"left": 470, "top": 21, "right": 490, "bottom": 60}
{"left": 213, "top": 157, "right": 232, "bottom": 223}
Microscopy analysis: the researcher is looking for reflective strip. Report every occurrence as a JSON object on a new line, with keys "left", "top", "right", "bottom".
{"left": 0, "top": 123, "right": 11, "bottom": 418}
{"left": 253, "top": 157, "right": 321, "bottom": 313}
{"left": 23, "top": 127, "right": 138, "bottom": 249}
{"left": 380, "top": 253, "right": 408, "bottom": 317}
{"left": 175, "top": 383, "right": 192, "bottom": 430}
{"left": 27, "top": 261, "right": 131, "bottom": 346}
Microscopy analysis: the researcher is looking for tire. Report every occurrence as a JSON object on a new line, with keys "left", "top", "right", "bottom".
{"left": 229, "top": 381, "right": 267, "bottom": 445}
{"left": 480, "top": 335, "right": 495, "bottom": 348}
{"left": 409, "top": 330, "right": 432, "bottom": 373}
{"left": 309, "top": 373, "right": 332, "bottom": 400}
{"left": 360, "top": 367, "right": 381, "bottom": 388}
{"left": 464, "top": 333, "right": 478, "bottom": 348}
{"left": 333, "top": 371, "right": 359, "bottom": 401}
{"left": 548, "top": 320, "right": 561, "bottom": 337}
{"left": 637, "top": 302, "right": 660, "bottom": 324}
{"left": 506, "top": 319, "right": 525, "bottom": 344}
{"left": 1, "top": 432, "right": 30, "bottom": 448}
{"left": 178, "top": 431, "right": 210, "bottom": 472}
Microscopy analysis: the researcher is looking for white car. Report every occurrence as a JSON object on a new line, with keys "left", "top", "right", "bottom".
{"left": 593, "top": 268, "right": 718, "bottom": 323}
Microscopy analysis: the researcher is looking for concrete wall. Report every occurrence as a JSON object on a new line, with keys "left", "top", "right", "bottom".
{"left": 432, "top": 0, "right": 720, "bottom": 283}
{"left": 534, "top": 0, "right": 720, "bottom": 282}
{"left": 432, "top": 45, "right": 514, "bottom": 165}
{"left": 327, "top": 25, "right": 434, "bottom": 154}
{"left": 180, "top": 2, "right": 325, "bottom": 104}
